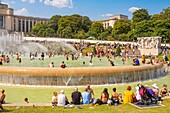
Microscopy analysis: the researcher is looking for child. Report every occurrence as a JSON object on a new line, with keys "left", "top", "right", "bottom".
{"left": 24, "top": 98, "right": 29, "bottom": 103}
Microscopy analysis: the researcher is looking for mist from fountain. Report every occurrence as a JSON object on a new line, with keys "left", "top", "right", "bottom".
{"left": 0, "top": 31, "right": 48, "bottom": 54}
{"left": 47, "top": 41, "right": 78, "bottom": 54}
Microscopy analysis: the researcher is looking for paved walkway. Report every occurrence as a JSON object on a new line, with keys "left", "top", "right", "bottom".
{"left": 3, "top": 103, "right": 51, "bottom": 107}
{"left": 2, "top": 96, "right": 170, "bottom": 107}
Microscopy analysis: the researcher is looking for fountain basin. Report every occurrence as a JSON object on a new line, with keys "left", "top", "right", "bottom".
{"left": 0, "top": 64, "right": 165, "bottom": 86}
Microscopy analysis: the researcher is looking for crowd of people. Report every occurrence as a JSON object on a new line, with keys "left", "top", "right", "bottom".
{"left": 0, "top": 82, "right": 169, "bottom": 111}
{"left": 49, "top": 83, "right": 169, "bottom": 108}
{"left": 0, "top": 40, "right": 170, "bottom": 69}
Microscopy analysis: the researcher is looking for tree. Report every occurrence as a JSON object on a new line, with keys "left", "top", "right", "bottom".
{"left": 132, "top": 9, "right": 150, "bottom": 22}
{"left": 82, "top": 16, "right": 92, "bottom": 32}
{"left": 44, "top": 28, "right": 55, "bottom": 37}
{"left": 57, "top": 14, "right": 92, "bottom": 38}
{"left": 75, "top": 30, "right": 86, "bottom": 39}
{"left": 153, "top": 20, "right": 170, "bottom": 42}
{"left": 31, "top": 23, "right": 49, "bottom": 37}
{"left": 160, "top": 7, "right": 170, "bottom": 20}
{"left": 134, "top": 20, "right": 154, "bottom": 38}
{"left": 62, "top": 27, "right": 72, "bottom": 38}
{"left": 112, "top": 19, "right": 131, "bottom": 36}
{"left": 88, "top": 22, "right": 104, "bottom": 39}
{"left": 151, "top": 14, "right": 161, "bottom": 21}
{"left": 49, "top": 15, "right": 62, "bottom": 31}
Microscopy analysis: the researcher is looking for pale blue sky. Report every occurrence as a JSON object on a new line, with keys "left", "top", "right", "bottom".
{"left": 1, "top": 0, "right": 170, "bottom": 20}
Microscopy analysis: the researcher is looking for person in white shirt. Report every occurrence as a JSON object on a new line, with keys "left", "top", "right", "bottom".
{"left": 57, "top": 90, "right": 69, "bottom": 106}
{"left": 135, "top": 86, "right": 141, "bottom": 101}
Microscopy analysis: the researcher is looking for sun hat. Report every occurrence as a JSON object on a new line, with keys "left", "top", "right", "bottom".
{"left": 60, "top": 90, "right": 64, "bottom": 93}
{"left": 152, "top": 83, "right": 158, "bottom": 89}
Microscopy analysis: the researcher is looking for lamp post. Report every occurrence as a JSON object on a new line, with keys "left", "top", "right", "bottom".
{"left": 132, "top": 29, "right": 134, "bottom": 49}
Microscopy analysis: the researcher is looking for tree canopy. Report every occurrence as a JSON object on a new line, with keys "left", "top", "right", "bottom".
{"left": 30, "top": 6, "right": 170, "bottom": 42}
{"left": 132, "top": 9, "right": 150, "bottom": 22}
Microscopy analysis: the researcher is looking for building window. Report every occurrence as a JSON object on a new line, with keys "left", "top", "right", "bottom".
{"left": 0, "top": 16, "right": 4, "bottom": 29}
{"left": 22, "top": 20, "right": 25, "bottom": 32}
{"left": 26, "top": 21, "right": 28, "bottom": 32}
{"left": 18, "top": 20, "right": 21, "bottom": 32}
{"left": 30, "top": 21, "right": 32, "bottom": 30}
{"left": 14, "top": 19, "right": 16, "bottom": 31}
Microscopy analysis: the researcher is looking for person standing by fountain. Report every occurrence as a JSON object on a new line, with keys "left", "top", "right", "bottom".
{"left": 41, "top": 52, "right": 45, "bottom": 60}
{"left": 141, "top": 55, "right": 146, "bottom": 64}
{"left": 60, "top": 61, "right": 66, "bottom": 68}
{"left": 16, "top": 53, "right": 19, "bottom": 61}
{"left": 0, "top": 55, "right": 3, "bottom": 65}
{"left": 5, "top": 55, "right": 10, "bottom": 63}
{"left": 48, "top": 62, "right": 54, "bottom": 67}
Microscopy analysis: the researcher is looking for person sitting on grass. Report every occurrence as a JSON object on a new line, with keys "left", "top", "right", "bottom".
{"left": 100, "top": 88, "right": 109, "bottom": 105}
{"left": 160, "top": 84, "right": 169, "bottom": 97}
{"left": 24, "top": 98, "right": 29, "bottom": 103}
{"left": 123, "top": 86, "right": 135, "bottom": 104}
{"left": 52, "top": 92, "right": 57, "bottom": 106}
{"left": 86, "top": 84, "right": 95, "bottom": 102}
{"left": 82, "top": 88, "right": 91, "bottom": 104}
{"left": 0, "top": 103, "right": 4, "bottom": 111}
{"left": 58, "top": 90, "right": 69, "bottom": 106}
{"left": 111, "top": 88, "right": 119, "bottom": 104}
{"left": 0, "top": 89, "right": 6, "bottom": 104}
{"left": 71, "top": 87, "right": 82, "bottom": 105}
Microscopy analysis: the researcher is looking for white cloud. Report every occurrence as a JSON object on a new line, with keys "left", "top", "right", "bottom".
{"left": 129, "top": 7, "right": 141, "bottom": 13}
{"left": 10, "top": 1, "right": 16, "bottom": 4}
{"left": 21, "top": 0, "right": 35, "bottom": 3}
{"left": 1, "top": 2, "right": 9, "bottom": 5}
{"left": 43, "top": 0, "right": 73, "bottom": 8}
{"left": 15, "top": 8, "right": 28, "bottom": 15}
{"left": 39, "top": 0, "right": 43, "bottom": 2}
{"left": 102, "top": 13, "right": 113, "bottom": 17}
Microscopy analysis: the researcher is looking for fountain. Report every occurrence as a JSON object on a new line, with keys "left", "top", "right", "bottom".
{"left": 0, "top": 31, "right": 48, "bottom": 54}
{"left": 0, "top": 31, "right": 166, "bottom": 86}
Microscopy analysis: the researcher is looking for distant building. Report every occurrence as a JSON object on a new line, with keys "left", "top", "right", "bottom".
{"left": 93, "top": 14, "right": 128, "bottom": 29}
{"left": 0, "top": 3, "right": 48, "bottom": 33}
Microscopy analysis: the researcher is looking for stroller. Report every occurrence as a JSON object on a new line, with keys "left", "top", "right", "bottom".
{"left": 138, "top": 85, "right": 157, "bottom": 105}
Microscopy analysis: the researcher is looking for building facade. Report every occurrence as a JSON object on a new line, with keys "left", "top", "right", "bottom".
{"left": 0, "top": 3, "right": 48, "bottom": 33}
{"left": 93, "top": 14, "right": 128, "bottom": 29}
